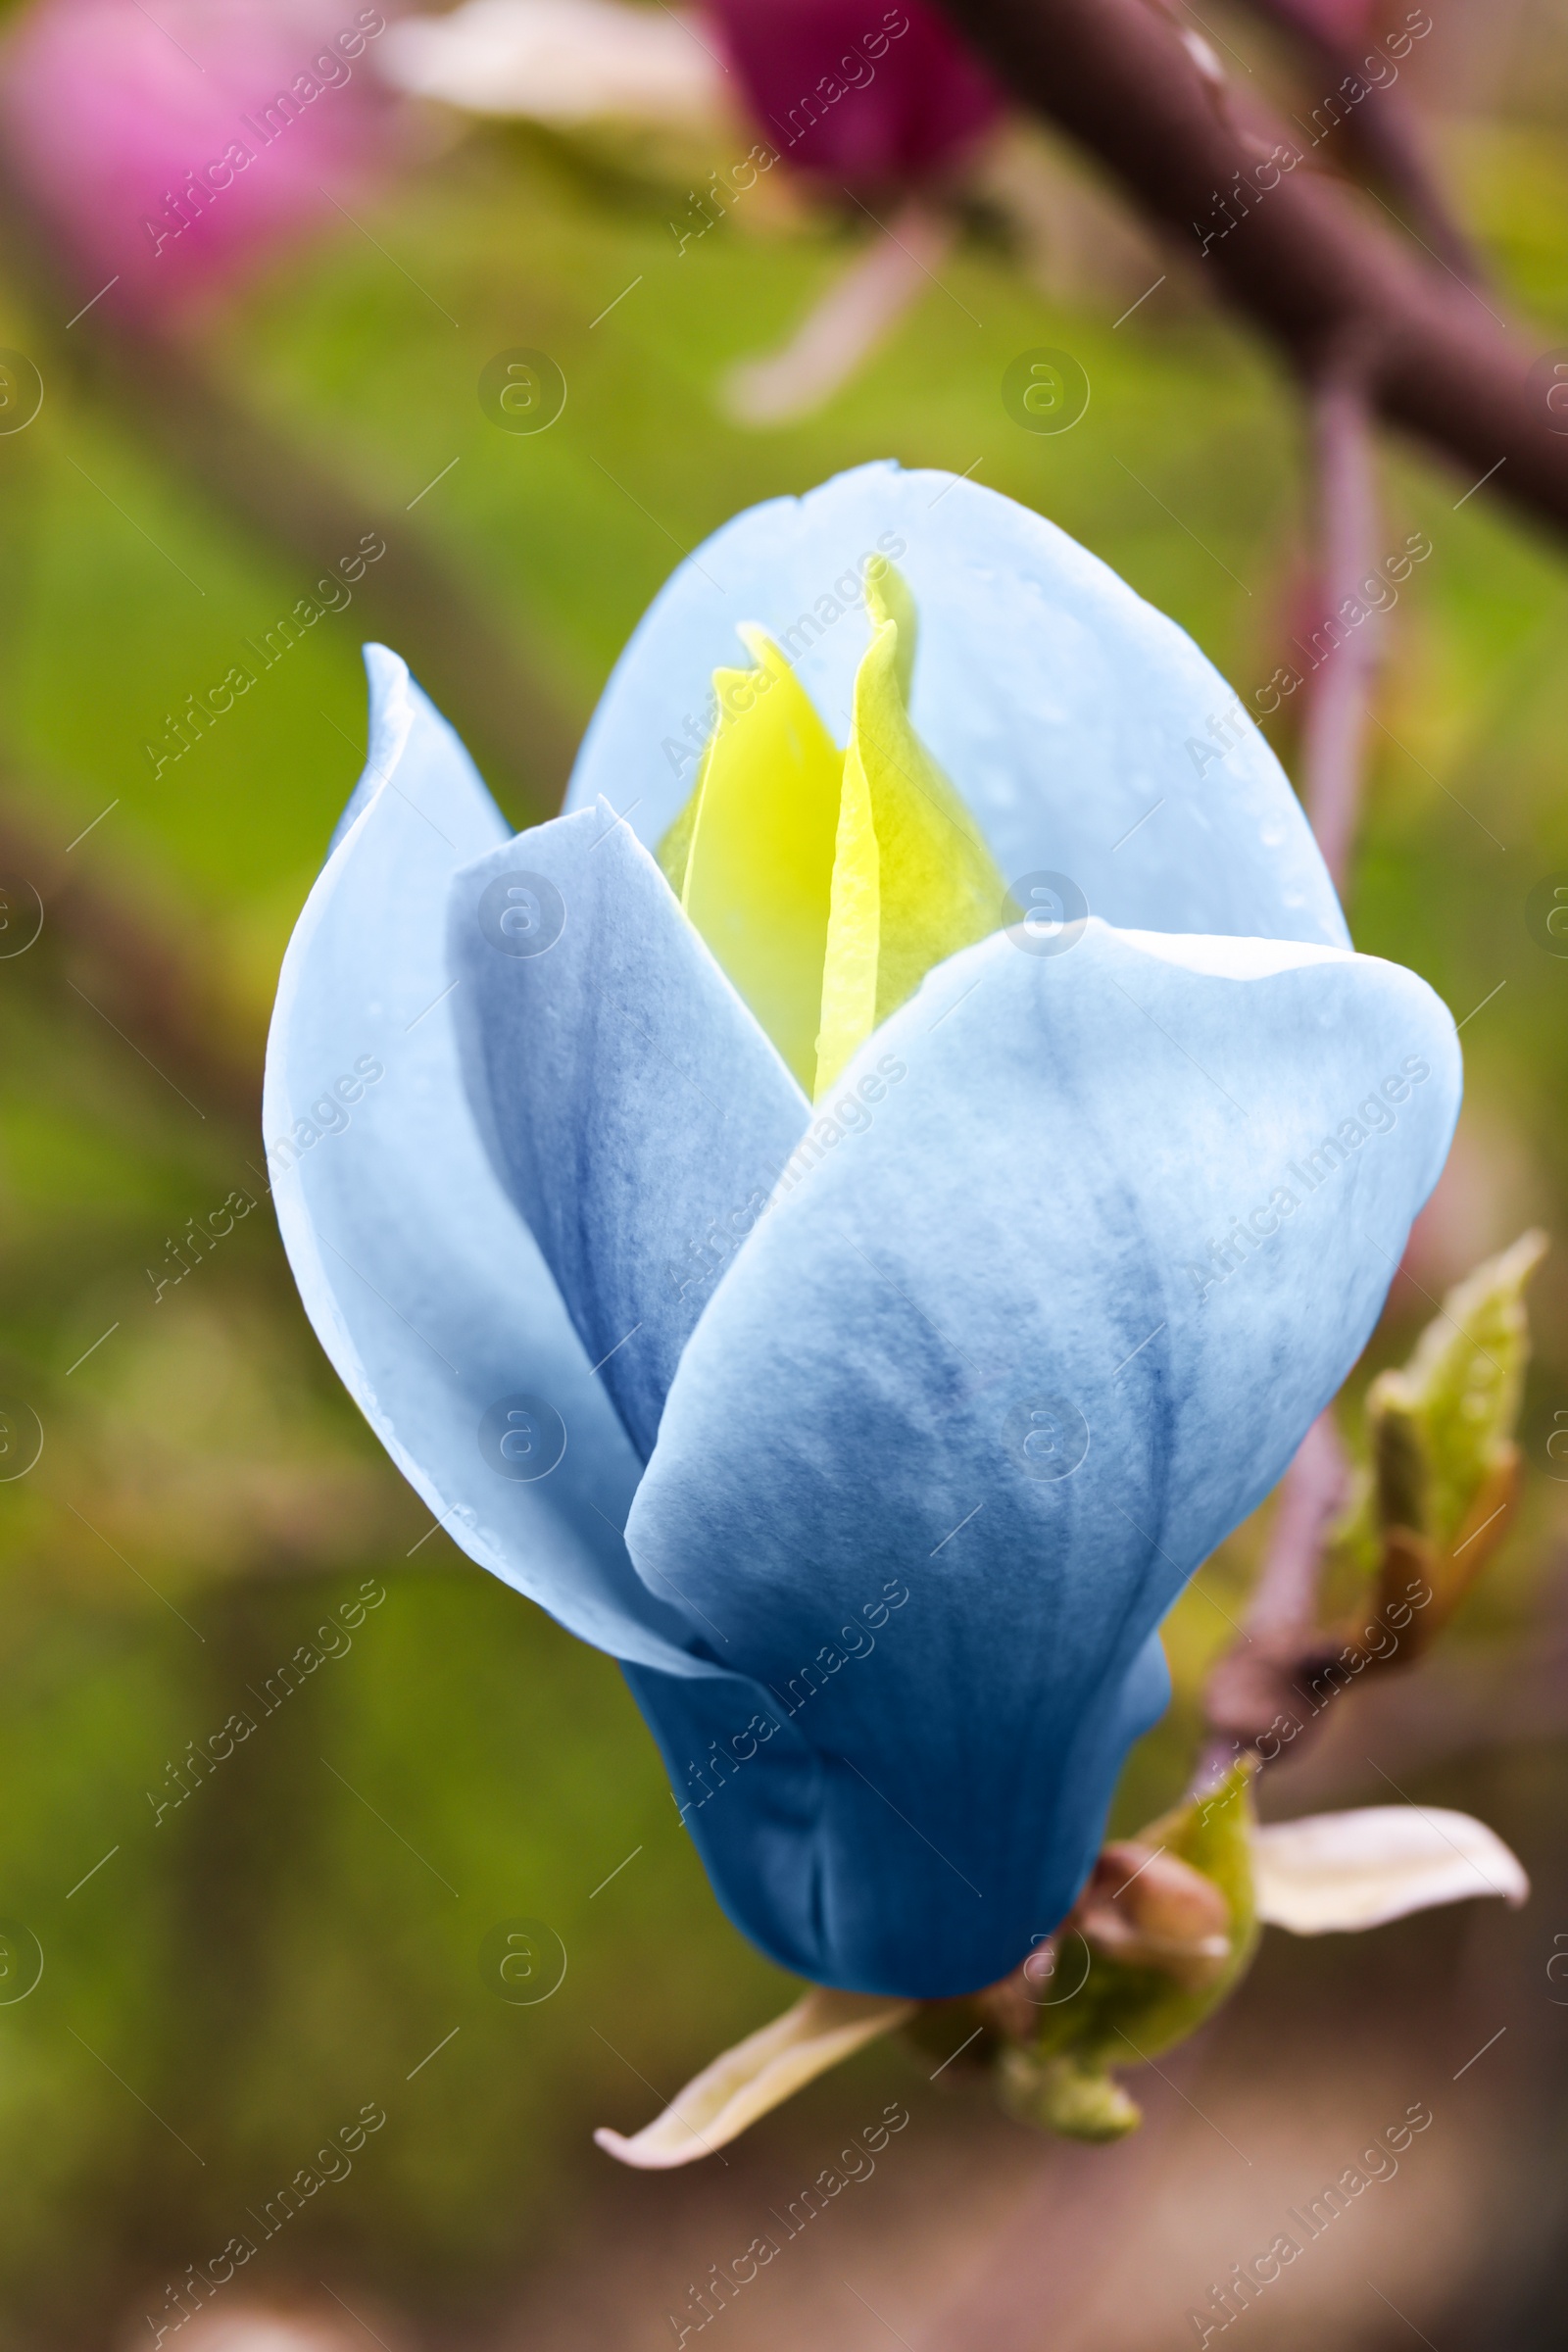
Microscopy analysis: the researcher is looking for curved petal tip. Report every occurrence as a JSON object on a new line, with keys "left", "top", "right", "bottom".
{"left": 593, "top": 1987, "right": 915, "bottom": 2169}
{"left": 1251, "top": 1805, "right": 1529, "bottom": 1936}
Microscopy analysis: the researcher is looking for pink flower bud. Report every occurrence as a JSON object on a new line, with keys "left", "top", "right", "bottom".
{"left": 0, "top": 0, "right": 390, "bottom": 316}
{"left": 1072, "top": 1841, "right": 1233, "bottom": 1990}
{"left": 708, "top": 0, "right": 1003, "bottom": 188}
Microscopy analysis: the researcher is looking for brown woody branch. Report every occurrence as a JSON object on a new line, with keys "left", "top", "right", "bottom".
{"left": 939, "top": 0, "right": 1568, "bottom": 538}
{"left": 1237, "top": 0, "right": 1483, "bottom": 281}
{"left": 1197, "top": 1407, "right": 1350, "bottom": 1782}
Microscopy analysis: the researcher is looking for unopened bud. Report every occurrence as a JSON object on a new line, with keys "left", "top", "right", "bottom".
{"left": 1072, "top": 1841, "right": 1232, "bottom": 1990}
{"left": 998, "top": 2048, "right": 1142, "bottom": 2140}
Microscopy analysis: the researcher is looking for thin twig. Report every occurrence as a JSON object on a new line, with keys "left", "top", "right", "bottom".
{"left": 1244, "top": 1407, "right": 1350, "bottom": 1642}
{"left": 936, "top": 0, "right": 1568, "bottom": 539}
{"left": 1299, "top": 361, "right": 1380, "bottom": 892}
{"left": 1195, "top": 1409, "right": 1348, "bottom": 1785}
{"left": 1237, "top": 0, "right": 1485, "bottom": 283}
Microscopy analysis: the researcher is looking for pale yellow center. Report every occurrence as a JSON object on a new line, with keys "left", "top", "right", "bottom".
{"left": 658, "top": 563, "right": 1007, "bottom": 1099}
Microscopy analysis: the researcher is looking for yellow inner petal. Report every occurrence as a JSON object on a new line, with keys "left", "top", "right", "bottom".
{"left": 659, "top": 564, "right": 1006, "bottom": 1102}
{"left": 658, "top": 626, "right": 843, "bottom": 1097}
{"left": 818, "top": 564, "right": 1004, "bottom": 1094}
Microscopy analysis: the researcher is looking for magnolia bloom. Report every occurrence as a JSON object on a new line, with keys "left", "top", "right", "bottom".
{"left": 267, "top": 462, "right": 1461, "bottom": 1999}
{"left": 0, "top": 0, "right": 388, "bottom": 311}
{"left": 708, "top": 0, "right": 1003, "bottom": 187}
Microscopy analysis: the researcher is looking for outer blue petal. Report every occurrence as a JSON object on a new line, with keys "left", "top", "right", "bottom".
{"left": 622, "top": 921, "right": 1461, "bottom": 1992}
{"left": 566, "top": 462, "right": 1347, "bottom": 950}
{"left": 622, "top": 1625, "right": 1172, "bottom": 1994}
{"left": 263, "top": 646, "right": 721, "bottom": 1680}
{"left": 447, "top": 806, "right": 809, "bottom": 1463}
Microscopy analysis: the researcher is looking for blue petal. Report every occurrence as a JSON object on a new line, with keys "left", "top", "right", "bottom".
{"left": 446, "top": 806, "right": 809, "bottom": 1461}
{"left": 264, "top": 646, "right": 719, "bottom": 1680}
{"left": 622, "top": 921, "right": 1460, "bottom": 1991}
{"left": 622, "top": 1627, "right": 1171, "bottom": 1991}
{"left": 567, "top": 462, "right": 1347, "bottom": 950}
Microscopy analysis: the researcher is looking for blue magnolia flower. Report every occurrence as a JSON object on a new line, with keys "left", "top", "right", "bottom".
{"left": 265, "top": 461, "right": 1459, "bottom": 1999}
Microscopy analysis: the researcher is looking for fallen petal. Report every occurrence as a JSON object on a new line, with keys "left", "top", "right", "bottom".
{"left": 1251, "top": 1805, "right": 1528, "bottom": 1935}
{"left": 593, "top": 1986, "right": 914, "bottom": 2168}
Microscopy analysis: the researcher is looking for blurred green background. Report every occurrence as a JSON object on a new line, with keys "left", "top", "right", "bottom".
{"left": 2, "top": 2, "right": 1567, "bottom": 2346}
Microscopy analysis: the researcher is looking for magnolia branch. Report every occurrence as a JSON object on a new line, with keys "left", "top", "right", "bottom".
{"left": 1197, "top": 1408, "right": 1350, "bottom": 1782}
{"left": 1300, "top": 365, "right": 1380, "bottom": 889}
{"left": 1240, "top": 0, "right": 1483, "bottom": 280}
{"left": 938, "top": 0, "right": 1568, "bottom": 538}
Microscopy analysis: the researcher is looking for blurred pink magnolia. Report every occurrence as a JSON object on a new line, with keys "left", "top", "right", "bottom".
{"left": 702, "top": 0, "right": 1004, "bottom": 425}
{"left": 0, "top": 0, "right": 391, "bottom": 314}
{"left": 708, "top": 0, "right": 1003, "bottom": 189}
{"left": 1252, "top": 0, "right": 1381, "bottom": 42}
